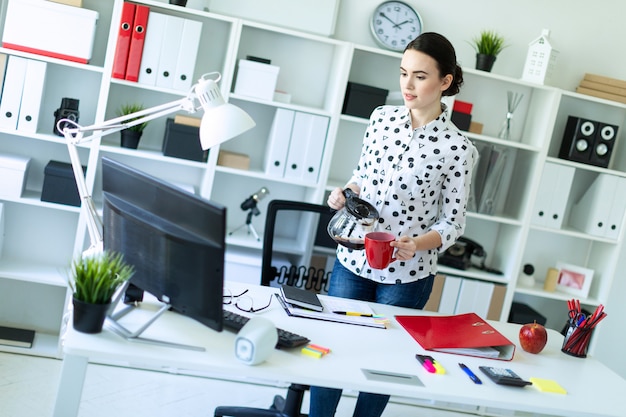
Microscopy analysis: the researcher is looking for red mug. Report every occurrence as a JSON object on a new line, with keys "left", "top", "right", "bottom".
{"left": 365, "top": 232, "right": 396, "bottom": 269}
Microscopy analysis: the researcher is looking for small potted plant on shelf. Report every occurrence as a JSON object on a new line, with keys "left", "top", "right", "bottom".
{"left": 117, "top": 103, "right": 148, "bottom": 149}
{"left": 470, "top": 30, "right": 507, "bottom": 72}
{"left": 69, "top": 251, "right": 134, "bottom": 334}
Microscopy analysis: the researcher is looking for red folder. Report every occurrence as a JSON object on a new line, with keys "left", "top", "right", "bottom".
{"left": 396, "top": 313, "right": 516, "bottom": 361}
{"left": 125, "top": 4, "right": 150, "bottom": 82}
{"left": 112, "top": 2, "right": 136, "bottom": 79}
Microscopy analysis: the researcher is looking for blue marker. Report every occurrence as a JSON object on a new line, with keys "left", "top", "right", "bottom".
{"left": 459, "top": 363, "right": 482, "bottom": 384}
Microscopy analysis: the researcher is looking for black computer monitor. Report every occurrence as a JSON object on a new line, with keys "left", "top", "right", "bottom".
{"left": 101, "top": 156, "right": 225, "bottom": 333}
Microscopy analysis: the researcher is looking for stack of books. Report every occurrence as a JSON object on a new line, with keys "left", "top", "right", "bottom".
{"left": 576, "top": 73, "right": 626, "bottom": 104}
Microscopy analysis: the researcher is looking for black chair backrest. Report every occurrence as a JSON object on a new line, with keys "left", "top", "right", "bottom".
{"left": 261, "top": 200, "right": 337, "bottom": 293}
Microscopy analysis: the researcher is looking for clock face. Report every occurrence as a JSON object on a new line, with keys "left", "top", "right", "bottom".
{"left": 370, "top": 1, "right": 423, "bottom": 52}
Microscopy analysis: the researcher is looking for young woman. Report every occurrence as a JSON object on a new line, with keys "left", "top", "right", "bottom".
{"left": 309, "top": 32, "right": 477, "bottom": 417}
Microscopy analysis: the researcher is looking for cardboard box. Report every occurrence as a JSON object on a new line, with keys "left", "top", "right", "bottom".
{"left": 47, "top": 0, "right": 83, "bottom": 6}
{"left": 0, "top": 153, "right": 30, "bottom": 199}
{"left": 234, "top": 60, "right": 280, "bottom": 101}
{"left": 162, "top": 118, "right": 208, "bottom": 162}
{"left": 469, "top": 121, "right": 484, "bottom": 134}
{"left": 2, "top": 0, "right": 98, "bottom": 64}
{"left": 41, "top": 160, "right": 83, "bottom": 207}
{"left": 218, "top": 150, "right": 250, "bottom": 170}
{"left": 342, "top": 82, "right": 388, "bottom": 119}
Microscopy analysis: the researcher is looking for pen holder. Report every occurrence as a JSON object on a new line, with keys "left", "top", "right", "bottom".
{"left": 561, "top": 321, "right": 593, "bottom": 358}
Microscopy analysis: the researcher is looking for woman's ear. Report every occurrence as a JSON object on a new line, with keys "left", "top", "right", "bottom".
{"left": 441, "top": 74, "right": 453, "bottom": 92}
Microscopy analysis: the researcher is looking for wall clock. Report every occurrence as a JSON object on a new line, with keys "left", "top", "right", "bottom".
{"left": 370, "top": 1, "right": 423, "bottom": 52}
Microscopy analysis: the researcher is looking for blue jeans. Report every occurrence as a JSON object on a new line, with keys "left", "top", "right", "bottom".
{"left": 309, "top": 259, "right": 434, "bottom": 417}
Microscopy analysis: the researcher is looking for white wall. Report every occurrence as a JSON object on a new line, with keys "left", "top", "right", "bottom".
{"left": 333, "top": 0, "right": 625, "bottom": 91}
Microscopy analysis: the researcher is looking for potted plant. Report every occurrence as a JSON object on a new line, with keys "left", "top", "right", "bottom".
{"left": 117, "top": 103, "right": 148, "bottom": 149}
{"left": 69, "top": 251, "right": 134, "bottom": 333}
{"left": 470, "top": 30, "right": 506, "bottom": 72}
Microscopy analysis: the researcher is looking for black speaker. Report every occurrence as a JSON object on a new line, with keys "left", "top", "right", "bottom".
{"left": 559, "top": 116, "right": 618, "bottom": 168}
{"left": 589, "top": 122, "right": 618, "bottom": 167}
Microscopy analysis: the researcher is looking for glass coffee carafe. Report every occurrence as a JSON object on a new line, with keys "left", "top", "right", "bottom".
{"left": 327, "top": 188, "right": 379, "bottom": 250}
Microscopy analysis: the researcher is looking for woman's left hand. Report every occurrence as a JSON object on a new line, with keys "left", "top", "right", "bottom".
{"left": 390, "top": 236, "right": 418, "bottom": 261}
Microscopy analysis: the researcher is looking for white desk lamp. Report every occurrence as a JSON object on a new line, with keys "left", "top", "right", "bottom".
{"left": 59, "top": 72, "right": 255, "bottom": 258}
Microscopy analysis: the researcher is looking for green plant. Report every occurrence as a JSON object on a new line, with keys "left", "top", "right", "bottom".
{"left": 116, "top": 103, "right": 148, "bottom": 132}
{"left": 70, "top": 251, "right": 134, "bottom": 304}
{"left": 471, "top": 30, "right": 506, "bottom": 56}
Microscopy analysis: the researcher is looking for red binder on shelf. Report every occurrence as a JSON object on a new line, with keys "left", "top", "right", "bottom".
{"left": 111, "top": 2, "right": 136, "bottom": 79}
{"left": 396, "top": 313, "right": 516, "bottom": 361}
{"left": 125, "top": 4, "right": 150, "bottom": 82}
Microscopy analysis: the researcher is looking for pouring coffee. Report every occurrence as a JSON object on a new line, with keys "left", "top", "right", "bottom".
{"left": 327, "top": 188, "right": 379, "bottom": 250}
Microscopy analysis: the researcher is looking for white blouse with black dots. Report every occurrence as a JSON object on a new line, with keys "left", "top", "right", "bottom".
{"left": 337, "top": 104, "right": 478, "bottom": 284}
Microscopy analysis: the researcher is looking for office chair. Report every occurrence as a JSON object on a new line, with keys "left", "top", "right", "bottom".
{"left": 214, "top": 199, "right": 337, "bottom": 417}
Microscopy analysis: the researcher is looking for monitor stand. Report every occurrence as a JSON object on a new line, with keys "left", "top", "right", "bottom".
{"left": 104, "top": 282, "right": 205, "bottom": 352}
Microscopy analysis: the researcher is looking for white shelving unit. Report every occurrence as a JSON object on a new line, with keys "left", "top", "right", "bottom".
{"left": 0, "top": 0, "right": 625, "bottom": 358}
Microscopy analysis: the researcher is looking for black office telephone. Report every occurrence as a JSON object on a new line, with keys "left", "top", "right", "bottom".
{"left": 439, "top": 237, "right": 486, "bottom": 270}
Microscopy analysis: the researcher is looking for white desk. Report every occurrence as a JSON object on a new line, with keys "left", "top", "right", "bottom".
{"left": 53, "top": 283, "right": 625, "bottom": 417}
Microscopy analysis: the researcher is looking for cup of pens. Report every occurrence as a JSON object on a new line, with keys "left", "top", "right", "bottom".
{"left": 561, "top": 299, "right": 607, "bottom": 358}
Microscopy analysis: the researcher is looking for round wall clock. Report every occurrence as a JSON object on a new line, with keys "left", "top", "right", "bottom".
{"left": 370, "top": 1, "right": 423, "bottom": 52}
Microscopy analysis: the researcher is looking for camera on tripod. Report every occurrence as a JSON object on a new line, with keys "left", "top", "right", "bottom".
{"left": 53, "top": 98, "right": 80, "bottom": 136}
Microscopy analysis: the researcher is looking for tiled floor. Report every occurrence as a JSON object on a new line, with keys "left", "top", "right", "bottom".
{"left": 0, "top": 351, "right": 469, "bottom": 417}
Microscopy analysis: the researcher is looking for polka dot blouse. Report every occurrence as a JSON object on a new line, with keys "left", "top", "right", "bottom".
{"left": 337, "top": 104, "right": 477, "bottom": 284}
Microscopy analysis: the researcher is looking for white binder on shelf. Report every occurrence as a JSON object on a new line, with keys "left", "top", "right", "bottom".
{"left": 454, "top": 279, "right": 494, "bottom": 319}
{"left": 284, "top": 112, "right": 329, "bottom": 181}
{"left": 437, "top": 275, "right": 462, "bottom": 315}
{"left": 264, "top": 109, "right": 295, "bottom": 178}
{"left": 155, "top": 14, "right": 185, "bottom": 89}
{"left": 531, "top": 162, "right": 574, "bottom": 229}
{"left": 17, "top": 59, "right": 47, "bottom": 133}
{"left": 569, "top": 173, "right": 615, "bottom": 237}
{"left": 0, "top": 55, "right": 27, "bottom": 130}
{"left": 138, "top": 11, "right": 167, "bottom": 87}
{"left": 300, "top": 115, "right": 329, "bottom": 183}
{"left": 172, "top": 18, "right": 202, "bottom": 92}
{"left": 605, "top": 176, "right": 626, "bottom": 240}
{"left": 0, "top": 53, "right": 9, "bottom": 100}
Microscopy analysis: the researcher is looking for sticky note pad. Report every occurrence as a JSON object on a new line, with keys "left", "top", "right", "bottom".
{"left": 529, "top": 378, "right": 567, "bottom": 394}
{"left": 301, "top": 347, "right": 323, "bottom": 358}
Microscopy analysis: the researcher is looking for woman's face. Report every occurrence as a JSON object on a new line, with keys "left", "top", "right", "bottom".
{"left": 400, "top": 49, "right": 452, "bottom": 112}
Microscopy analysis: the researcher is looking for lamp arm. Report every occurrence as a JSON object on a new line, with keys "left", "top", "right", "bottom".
{"left": 63, "top": 96, "right": 194, "bottom": 145}
{"left": 60, "top": 95, "right": 195, "bottom": 257}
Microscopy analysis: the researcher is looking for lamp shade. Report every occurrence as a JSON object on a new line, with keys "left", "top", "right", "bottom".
{"left": 195, "top": 73, "right": 256, "bottom": 150}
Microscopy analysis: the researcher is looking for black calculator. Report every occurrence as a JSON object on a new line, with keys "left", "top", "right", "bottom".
{"left": 478, "top": 366, "right": 532, "bottom": 387}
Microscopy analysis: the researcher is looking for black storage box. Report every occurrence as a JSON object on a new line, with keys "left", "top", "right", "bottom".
{"left": 451, "top": 111, "right": 472, "bottom": 131}
{"left": 508, "top": 302, "right": 547, "bottom": 326}
{"left": 41, "top": 160, "right": 84, "bottom": 207}
{"left": 342, "top": 82, "right": 389, "bottom": 119}
{"left": 162, "top": 118, "right": 208, "bottom": 162}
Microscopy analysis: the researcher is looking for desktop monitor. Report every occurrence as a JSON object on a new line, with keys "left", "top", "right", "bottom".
{"left": 101, "top": 156, "right": 225, "bottom": 333}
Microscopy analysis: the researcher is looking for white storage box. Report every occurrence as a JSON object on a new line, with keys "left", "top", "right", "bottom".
{"left": 2, "top": 0, "right": 99, "bottom": 64}
{"left": 0, "top": 153, "right": 31, "bottom": 199}
{"left": 234, "top": 60, "right": 280, "bottom": 101}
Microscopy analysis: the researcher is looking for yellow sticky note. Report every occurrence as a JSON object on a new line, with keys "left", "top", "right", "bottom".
{"left": 301, "top": 347, "right": 323, "bottom": 359}
{"left": 529, "top": 378, "right": 567, "bottom": 394}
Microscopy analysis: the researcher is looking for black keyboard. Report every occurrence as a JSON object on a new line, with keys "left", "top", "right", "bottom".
{"left": 223, "top": 309, "right": 310, "bottom": 349}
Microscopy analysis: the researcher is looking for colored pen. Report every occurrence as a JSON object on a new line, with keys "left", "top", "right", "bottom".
{"left": 332, "top": 311, "right": 373, "bottom": 317}
{"left": 415, "top": 355, "right": 436, "bottom": 373}
{"left": 459, "top": 363, "right": 482, "bottom": 384}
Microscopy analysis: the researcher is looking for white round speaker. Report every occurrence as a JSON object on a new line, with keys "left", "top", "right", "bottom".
{"left": 234, "top": 317, "right": 277, "bottom": 365}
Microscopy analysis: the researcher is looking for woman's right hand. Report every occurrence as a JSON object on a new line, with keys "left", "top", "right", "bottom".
{"left": 327, "top": 187, "right": 346, "bottom": 210}
{"left": 327, "top": 184, "right": 360, "bottom": 210}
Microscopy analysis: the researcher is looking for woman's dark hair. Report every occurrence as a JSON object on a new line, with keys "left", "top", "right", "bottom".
{"left": 405, "top": 32, "right": 464, "bottom": 96}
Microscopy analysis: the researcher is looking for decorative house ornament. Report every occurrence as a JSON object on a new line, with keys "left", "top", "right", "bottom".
{"left": 522, "top": 29, "right": 559, "bottom": 85}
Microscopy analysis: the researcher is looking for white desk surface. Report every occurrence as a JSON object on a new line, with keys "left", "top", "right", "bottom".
{"left": 54, "top": 282, "right": 625, "bottom": 417}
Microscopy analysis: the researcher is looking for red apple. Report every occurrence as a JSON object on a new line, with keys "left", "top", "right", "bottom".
{"left": 519, "top": 321, "right": 548, "bottom": 354}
